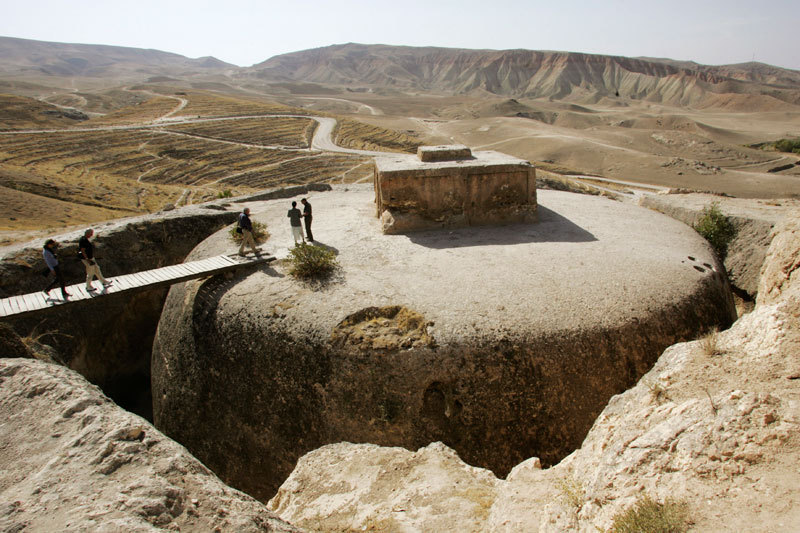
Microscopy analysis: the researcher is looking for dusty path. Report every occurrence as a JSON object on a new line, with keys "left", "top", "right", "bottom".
{"left": 294, "top": 96, "right": 383, "bottom": 115}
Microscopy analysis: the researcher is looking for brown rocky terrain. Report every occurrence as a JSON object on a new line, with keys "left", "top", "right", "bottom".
{"left": 246, "top": 44, "right": 800, "bottom": 109}
{"left": 1, "top": 36, "right": 800, "bottom": 532}
{"left": 0, "top": 36, "right": 234, "bottom": 80}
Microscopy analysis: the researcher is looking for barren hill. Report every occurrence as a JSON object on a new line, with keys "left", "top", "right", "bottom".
{"left": 246, "top": 43, "right": 800, "bottom": 110}
{"left": 0, "top": 36, "right": 234, "bottom": 79}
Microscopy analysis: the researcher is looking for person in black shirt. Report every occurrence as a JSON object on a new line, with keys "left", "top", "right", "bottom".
{"left": 78, "top": 228, "right": 112, "bottom": 292}
{"left": 301, "top": 198, "right": 313, "bottom": 242}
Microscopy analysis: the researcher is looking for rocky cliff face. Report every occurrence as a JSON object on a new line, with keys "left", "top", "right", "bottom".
{"left": 247, "top": 44, "right": 800, "bottom": 109}
{"left": 267, "top": 214, "right": 800, "bottom": 532}
{"left": 0, "top": 358, "right": 299, "bottom": 532}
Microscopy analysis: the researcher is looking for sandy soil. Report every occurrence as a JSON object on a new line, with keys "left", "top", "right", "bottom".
{"left": 294, "top": 93, "right": 800, "bottom": 199}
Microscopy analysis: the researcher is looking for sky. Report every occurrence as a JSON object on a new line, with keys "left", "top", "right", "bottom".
{"left": 1, "top": 0, "right": 798, "bottom": 70}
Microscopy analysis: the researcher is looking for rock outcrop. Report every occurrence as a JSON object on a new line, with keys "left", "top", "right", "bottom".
{"left": 639, "top": 193, "right": 797, "bottom": 297}
{"left": 0, "top": 358, "right": 299, "bottom": 532}
{"left": 267, "top": 214, "right": 800, "bottom": 532}
{"left": 152, "top": 185, "right": 735, "bottom": 501}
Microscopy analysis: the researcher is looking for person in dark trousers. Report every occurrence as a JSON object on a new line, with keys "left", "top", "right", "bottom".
{"left": 78, "top": 228, "right": 112, "bottom": 292}
{"left": 287, "top": 201, "right": 305, "bottom": 245}
{"left": 301, "top": 198, "right": 313, "bottom": 242}
{"left": 238, "top": 207, "right": 258, "bottom": 256}
{"left": 42, "top": 239, "right": 70, "bottom": 299}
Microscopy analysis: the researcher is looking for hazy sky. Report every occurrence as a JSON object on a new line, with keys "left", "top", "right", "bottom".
{"left": 2, "top": 0, "right": 798, "bottom": 70}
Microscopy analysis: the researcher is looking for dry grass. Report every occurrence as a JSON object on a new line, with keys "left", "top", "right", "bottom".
{"left": 700, "top": 327, "right": 723, "bottom": 356}
{"left": 0, "top": 93, "right": 85, "bottom": 130}
{"left": 165, "top": 116, "right": 317, "bottom": 148}
{"left": 0, "top": 88, "right": 429, "bottom": 242}
{"left": 87, "top": 96, "right": 181, "bottom": 125}
{"left": 646, "top": 380, "right": 671, "bottom": 404}
{"left": 229, "top": 220, "right": 269, "bottom": 244}
{"left": 556, "top": 475, "right": 585, "bottom": 510}
{"left": 334, "top": 118, "right": 423, "bottom": 153}
{"left": 609, "top": 495, "right": 690, "bottom": 533}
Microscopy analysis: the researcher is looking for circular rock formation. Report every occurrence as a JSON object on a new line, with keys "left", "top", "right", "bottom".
{"left": 152, "top": 185, "right": 736, "bottom": 501}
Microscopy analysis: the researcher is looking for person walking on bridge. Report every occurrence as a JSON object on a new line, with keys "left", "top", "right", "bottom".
{"left": 238, "top": 207, "right": 259, "bottom": 256}
{"left": 42, "top": 239, "right": 70, "bottom": 299}
{"left": 301, "top": 198, "right": 313, "bottom": 242}
{"left": 78, "top": 229, "right": 112, "bottom": 292}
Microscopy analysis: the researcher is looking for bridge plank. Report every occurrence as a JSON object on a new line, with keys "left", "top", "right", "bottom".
{"left": 0, "top": 255, "right": 273, "bottom": 319}
{"left": 1, "top": 298, "right": 14, "bottom": 317}
{"left": 26, "top": 292, "right": 48, "bottom": 310}
{"left": 10, "top": 296, "right": 26, "bottom": 313}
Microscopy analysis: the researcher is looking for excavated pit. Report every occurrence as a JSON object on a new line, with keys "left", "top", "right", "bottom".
{"left": 152, "top": 185, "right": 736, "bottom": 501}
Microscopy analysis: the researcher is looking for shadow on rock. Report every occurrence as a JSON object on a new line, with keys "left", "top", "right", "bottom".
{"left": 407, "top": 206, "right": 597, "bottom": 249}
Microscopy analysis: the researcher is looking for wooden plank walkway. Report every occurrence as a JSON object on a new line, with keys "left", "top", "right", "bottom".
{"left": 0, "top": 253, "right": 273, "bottom": 320}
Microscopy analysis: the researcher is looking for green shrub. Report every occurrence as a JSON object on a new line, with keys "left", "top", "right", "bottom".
{"left": 217, "top": 189, "right": 233, "bottom": 199}
{"left": 229, "top": 220, "right": 269, "bottom": 244}
{"left": 693, "top": 202, "right": 736, "bottom": 260}
{"left": 610, "top": 495, "right": 690, "bottom": 533}
{"left": 288, "top": 243, "right": 339, "bottom": 279}
{"left": 774, "top": 138, "right": 800, "bottom": 153}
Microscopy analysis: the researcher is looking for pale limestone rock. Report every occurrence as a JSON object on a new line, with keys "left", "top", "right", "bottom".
{"left": 0, "top": 359, "right": 298, "bottom": 533}
{"left": 267, "top": 213, "right": 800, "bottom": 532}
{"left": 269, "top": 442, "right": 499, "bottom": 532}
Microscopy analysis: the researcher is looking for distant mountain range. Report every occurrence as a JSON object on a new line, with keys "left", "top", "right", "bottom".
{"left": 0, "top": 36, "right": 235, "bottom": 78}
{"left": 247, "top": 43, "right": 800, "bottom": 108}
{"left": 2, "top": 36, "right": 799, "bottom": 109}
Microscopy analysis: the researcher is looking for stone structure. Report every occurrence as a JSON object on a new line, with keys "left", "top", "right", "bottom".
{"left": 374, "top": 145, "right": 537, "bottom": 234}
{"left": 268, "top": 214, "right": 800, "bottom": 533}
{"left": 152, "top": 185, "right": 736, "bottom": 502}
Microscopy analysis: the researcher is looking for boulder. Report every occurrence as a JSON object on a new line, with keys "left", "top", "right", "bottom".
{"left": 0, "top": 358, "right": 299, "bottom": 532}
{"left": 152, "top": 185, "right": 735, "bottom": 501}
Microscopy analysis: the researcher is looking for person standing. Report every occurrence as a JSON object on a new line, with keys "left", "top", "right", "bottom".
{"left": 287, "top": 201, "right": 305, "bottom": 245}
{"left": 301, "top": 198, "right": 313, "bottom": 242}
{"left": 78, "top": 228, "right": 112, "bottom": 292}
{"left": 238, "top": 207, "right": 258, "bottom": 256}
{"left": 42, "top": 239, "right": 70, "bottom": 299}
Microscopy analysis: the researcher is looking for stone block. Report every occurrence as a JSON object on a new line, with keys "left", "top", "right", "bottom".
{"left": 374, "top": 149, "right": 537, "bottom": 234}
{"left": 418, "top": 144, "right": 473, "bottom": 162}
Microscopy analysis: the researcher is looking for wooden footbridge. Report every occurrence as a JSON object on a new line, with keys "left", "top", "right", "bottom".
{"left": 0, "top": 253, "right": 273, "bottom": 320}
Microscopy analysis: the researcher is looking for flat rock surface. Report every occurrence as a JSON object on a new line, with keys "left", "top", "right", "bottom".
{"left": 200, "top": 184, "right": 724, "bottom": 344}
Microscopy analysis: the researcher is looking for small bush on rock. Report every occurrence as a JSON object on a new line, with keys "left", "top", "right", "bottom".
{"left": 610, "top": 495, "right": 690, "bottom": 533}
{"left": 288, "top": 243, "right": 339, "bottom": 279}
{"left": 229, "top": 221, "right": 269, "bottom": 245}
{"left": 556, "top": 475, "right": 585, "bottom": 510}
{"left": 694, "top": 202, "right": 736, "bottom": 260}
